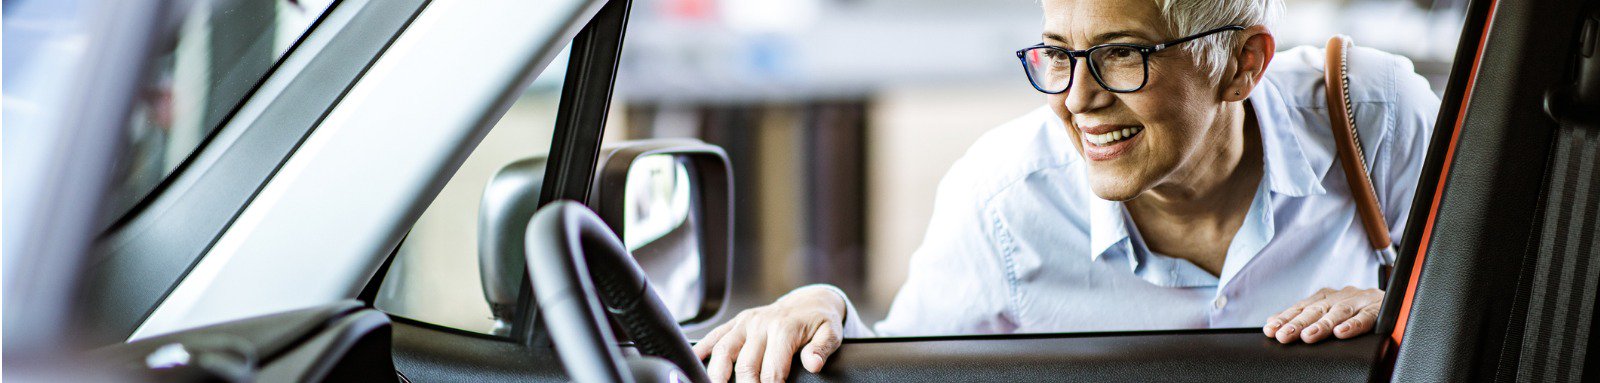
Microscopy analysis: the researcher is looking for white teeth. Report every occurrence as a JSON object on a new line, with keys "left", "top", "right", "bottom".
{"left": 1084, "top": 126, "right": 1142, "bottom": 146}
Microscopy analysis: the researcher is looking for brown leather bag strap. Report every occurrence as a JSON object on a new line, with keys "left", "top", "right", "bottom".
{"left": 1324, "top": 36, "right": 1398, "bottom": 271}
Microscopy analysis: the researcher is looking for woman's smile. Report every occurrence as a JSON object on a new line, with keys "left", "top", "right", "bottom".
{"left": 1079, "top": 124, "right": 1145, "bottom": 161}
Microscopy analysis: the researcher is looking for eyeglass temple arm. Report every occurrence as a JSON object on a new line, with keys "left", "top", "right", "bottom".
{"left": 1151, "top": 25, "right": 1247, "bottom": 51}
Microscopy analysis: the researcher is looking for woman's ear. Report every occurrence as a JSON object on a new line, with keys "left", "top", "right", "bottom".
{"left": 1222, "top": 25, "right": 1275, "bottom": 102}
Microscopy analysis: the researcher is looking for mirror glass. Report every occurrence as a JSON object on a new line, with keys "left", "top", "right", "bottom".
{"left": 624, "top": 154, "right": 704, "bottom": 322}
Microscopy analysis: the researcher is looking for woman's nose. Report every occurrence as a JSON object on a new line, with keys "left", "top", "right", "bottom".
{"left": 1063, "top": 63, "right": 1114, "bottom": 114}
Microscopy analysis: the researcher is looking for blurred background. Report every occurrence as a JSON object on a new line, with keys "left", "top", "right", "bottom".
{"left": 382, "top": 0, "right": 1472, "bottom": 334}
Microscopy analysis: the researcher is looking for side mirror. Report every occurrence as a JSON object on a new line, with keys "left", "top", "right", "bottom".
{"left": 478, "top": 139, "right": 733, "bottom": 335}
{"left": 479, "top": 158, "right": 547, "bottom": 335}
{"left": 589, "top": 139, "right": 733, "bottom": 330}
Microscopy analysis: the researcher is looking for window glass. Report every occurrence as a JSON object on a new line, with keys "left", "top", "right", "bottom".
{"left": 107, "top": 0, "right": 336, "bottom": 220}
{"left": 373, "top": 48, "right": 572, "bottom": 336}
{"left": 607, "top": 0, "right": 1469, "bottom": 337}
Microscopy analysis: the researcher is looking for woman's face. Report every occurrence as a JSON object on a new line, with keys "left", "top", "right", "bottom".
{"left": 1042, "top": 0, "right": 1235, "bottom": 201}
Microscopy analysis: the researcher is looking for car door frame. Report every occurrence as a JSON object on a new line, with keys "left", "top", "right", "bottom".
{"left": 1392, "top": 0, "right": 1600, "bottom": 381}
{"left": 80, "top": 0, "right": 432, "bottom": 345}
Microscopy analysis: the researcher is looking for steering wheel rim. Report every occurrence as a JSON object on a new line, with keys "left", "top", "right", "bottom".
{"left": 525, "top": 201, "right": 708, "bottom": 383}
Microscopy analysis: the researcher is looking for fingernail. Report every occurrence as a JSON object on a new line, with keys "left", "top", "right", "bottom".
{"left": 1336, "top": 323, "right": 1350, "bottom": 334}
{"left": 1282, "top": 325, "right": 1296, "bottom": 334}
{"left": 803, "top": 353, "right": 823, "bottom": 372}
{"left": 1305, "top": 326, "right": 1321, "bottom": 336}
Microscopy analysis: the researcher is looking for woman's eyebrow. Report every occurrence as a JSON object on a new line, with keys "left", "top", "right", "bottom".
{"left": 1091, "top": 30, "right": 1146, "bottom": 44}
{"left": 1040, "top": 30, "right": 1147, "bottom": 46}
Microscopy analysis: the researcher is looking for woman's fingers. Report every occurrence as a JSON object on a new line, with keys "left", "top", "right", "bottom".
{"left": 1264, "top": 288, "right": 1327, "bottom": 337}
{"left": 1275, "top": 301, "right": 1329, "bottom": 344}
{"left": 798, "top": 322, "right": 842, "bottom": 373}
{"left": 706, "top": 325, "right": 747, "bottom": 383}
{"left": 734, "top": 328, "right": 768, "bottom": 383}
{"left": 1263, "top": 300, "right": 1309, "bottom": 337}
{"left": 1335, "top": 301, "right": 1382, "bottom": 339}
{"left": 1299, "top": 300, "right": 1360, "bottom": 344}
{"left": 759, "top": 322, "right": 803, "bottom": 383}
{"left": 700, "top": 287, "right": 851, "bottom": 382}
{"left": 1266, "top": 287, "right": 1386, "bottom": 344}
{"left": 695, "top": 317, "right": 740, "bottom": 360}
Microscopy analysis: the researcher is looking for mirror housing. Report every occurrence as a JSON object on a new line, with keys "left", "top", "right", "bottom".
{"left": 478, "top": 158, "right": 548, "bottom": 335}
{"left": 478, "top": 139, "right": 732, "bottom": 334}
{"left": 590, "top": 139, "right": 733, "bottom": 330}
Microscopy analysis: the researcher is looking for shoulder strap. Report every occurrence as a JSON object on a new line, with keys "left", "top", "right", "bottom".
{"left": 1324, "top": 36, "right": 1398, "bottom": 273}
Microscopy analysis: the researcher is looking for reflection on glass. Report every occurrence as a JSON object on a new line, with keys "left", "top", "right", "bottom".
{"left": 624, "top": 155, "right": 704, "bottom": 322}
{"left": 109, "top": 0, "right": 335, "bottom": 220}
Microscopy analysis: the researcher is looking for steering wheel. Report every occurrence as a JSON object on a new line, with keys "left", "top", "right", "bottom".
{"left": 524, "top": 201, "right": 709, "bottom": 383}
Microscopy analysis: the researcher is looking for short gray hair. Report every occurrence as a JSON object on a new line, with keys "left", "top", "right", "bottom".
{"left": 1155, "top": 0, "right": 1283, "bottom": 78}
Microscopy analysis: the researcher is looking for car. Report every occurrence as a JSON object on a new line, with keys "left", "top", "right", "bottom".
{"left": 5, "top": 0, "right": 1600, "bottom": 381}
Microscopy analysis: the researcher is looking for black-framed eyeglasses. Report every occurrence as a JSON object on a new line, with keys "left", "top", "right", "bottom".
{"left": 1016, "top": 25, "right": 1245, "bottom": 94}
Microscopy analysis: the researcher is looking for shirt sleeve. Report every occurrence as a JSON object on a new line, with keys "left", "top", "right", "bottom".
{"left": 1374, "top": 59, "right": 1442, "bottom": 241}
{"left": 836, "top": 152, "right": 1019, "bottom": 338}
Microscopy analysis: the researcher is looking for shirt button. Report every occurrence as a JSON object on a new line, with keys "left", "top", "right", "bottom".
{"left": 1213, "top": 296, "right": 1228, "bottom": 310}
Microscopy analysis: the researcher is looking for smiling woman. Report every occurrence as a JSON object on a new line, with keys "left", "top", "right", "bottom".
{"left": 687, "top": 0, "right": 1443, "bottom": 381}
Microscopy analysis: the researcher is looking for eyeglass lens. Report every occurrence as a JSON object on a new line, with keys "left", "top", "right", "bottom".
{"left": 1023, "top": 45, "right": 1146, "bottom": 93}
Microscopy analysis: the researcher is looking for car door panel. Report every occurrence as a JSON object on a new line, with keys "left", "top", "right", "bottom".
{"left": 1393, "top": 0, "right": 1600, "bottom": 381}
{"left": 93, "top": 301, "right": 395, "bottom": 382}
{"left": 787, "top": 330, "right": 1380, "bottom": 382}
{"left": 390, "top": 320, "right": 568, "bottom": 382}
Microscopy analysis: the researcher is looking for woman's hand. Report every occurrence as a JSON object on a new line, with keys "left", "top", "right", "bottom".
{"left": 1262, "top": 286, "right": 1383, "bottom": 344}
{"left": 693, "top": 286, "right": 847, "bottom": 383}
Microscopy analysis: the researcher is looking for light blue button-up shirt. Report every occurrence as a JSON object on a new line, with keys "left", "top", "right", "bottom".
{"left": 830, "top": 45, "right": 1440, "bottom": 337}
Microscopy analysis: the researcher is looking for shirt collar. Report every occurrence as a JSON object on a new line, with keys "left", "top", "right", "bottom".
{"left": 1088, "top": 196, "right": 1129, "bottom": 262}
{"left": 1251, "top": 77, "right": 1331, "bottom": 197}
{"left": 1085, "top": 174, "right": 1278, "bottom": 289}
{"left": 1084, "top": 79, "right": 1326, "bottom": 262}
